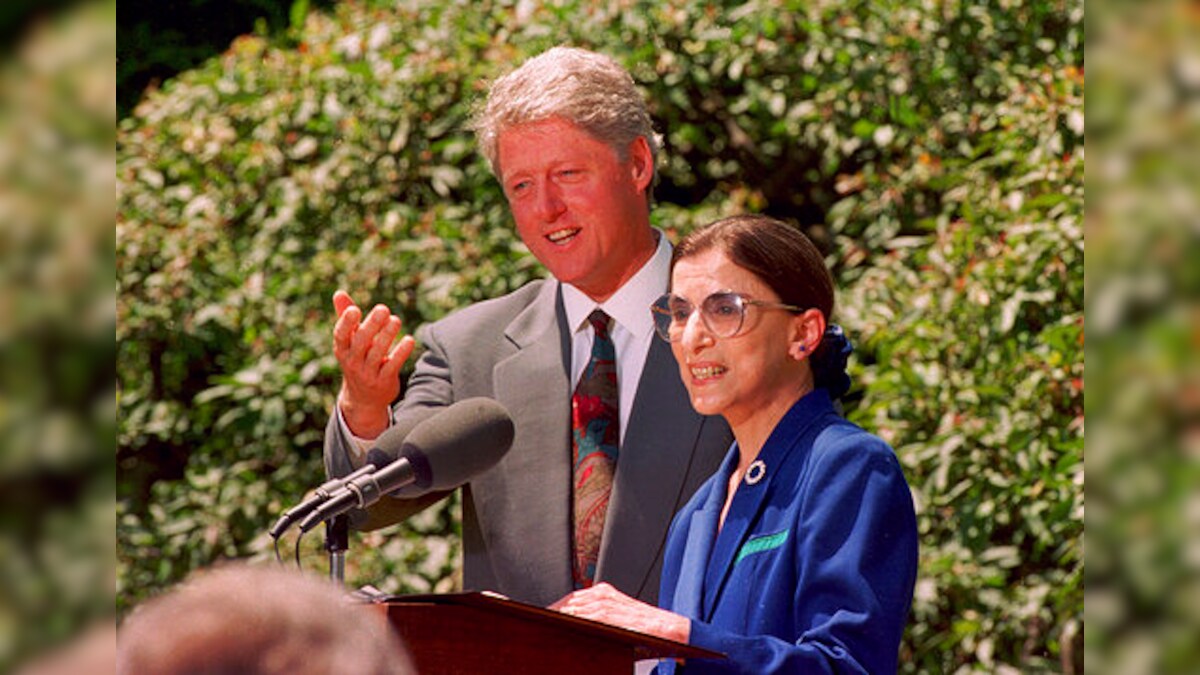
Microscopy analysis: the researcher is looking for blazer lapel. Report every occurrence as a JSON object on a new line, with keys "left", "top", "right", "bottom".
{"left": 670, "top": 459, "right": 730, "bottom": 619}
{"left": 596, "top": 336, "right": 707, "bottom": 598}
{"left": 700, "top": 456, "right": 775, "bottom": 621}
{"left": 486, "top": 282, "right": 575, "bottom": 604}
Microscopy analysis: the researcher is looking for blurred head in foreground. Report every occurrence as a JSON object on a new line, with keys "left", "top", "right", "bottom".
{"left": 117, "top": 564, "right": 414, "bottom": 675}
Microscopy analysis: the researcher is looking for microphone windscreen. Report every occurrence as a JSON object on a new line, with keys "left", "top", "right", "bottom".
{"left": 402, "top": 398, "right": 515, "bottom": 491}
{"left": 370, "top": 407, "right": 443, "bottom": 459}
{"left": 365, "top": 448, "right": 395, "bottom": 471}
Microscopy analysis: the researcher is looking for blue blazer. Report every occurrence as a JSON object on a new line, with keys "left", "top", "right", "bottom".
{"left": 658, "top": 390, "right": 918, "bottom": 674}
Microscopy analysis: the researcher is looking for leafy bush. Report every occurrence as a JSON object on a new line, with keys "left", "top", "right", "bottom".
{"left": 1084, "top": 4, "right": 1200, "bottom": 673}
{"left": 117, "top": 1, "right": 1082, "bottom": 671}
{"left": 1, "top": 1, "right": 117, "bottom": 671}
{"left": 839, "top": 81, "right": 1083, "bottom": 672}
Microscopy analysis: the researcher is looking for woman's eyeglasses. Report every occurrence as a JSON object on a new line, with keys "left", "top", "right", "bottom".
{"left": 651, "top": 291, "right": 803, "bottom": 342}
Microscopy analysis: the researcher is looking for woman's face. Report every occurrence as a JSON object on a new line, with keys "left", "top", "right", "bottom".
{"left": 668, "top": 248, "right": 811, "bottom": 429}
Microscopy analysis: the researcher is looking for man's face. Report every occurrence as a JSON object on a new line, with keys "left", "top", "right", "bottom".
{"left": 496, "top": 117, "right": 655, "bottom": 302}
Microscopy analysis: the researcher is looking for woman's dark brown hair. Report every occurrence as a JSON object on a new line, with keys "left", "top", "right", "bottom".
{"left": 671, "top": 214, "right": 834, "bottom": 320}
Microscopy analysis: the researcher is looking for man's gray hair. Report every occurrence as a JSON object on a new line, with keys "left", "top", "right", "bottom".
{"left": 472, "top": 46, "right": 661, "bottom": 194}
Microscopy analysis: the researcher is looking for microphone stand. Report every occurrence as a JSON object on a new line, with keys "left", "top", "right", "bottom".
{"left": 324, "top": 514, "right": 349, "bottom": 584}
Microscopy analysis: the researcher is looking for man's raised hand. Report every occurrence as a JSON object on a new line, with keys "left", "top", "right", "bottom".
{"left": 331, "top": 290, "right": 415, "bottom": 439}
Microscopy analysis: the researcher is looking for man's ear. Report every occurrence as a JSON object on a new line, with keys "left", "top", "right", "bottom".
{"left": 789, "top": 309, "right": 827, "bottom": 361}
{"left": 628, "top": 136, "right": 654, "bottom": 192}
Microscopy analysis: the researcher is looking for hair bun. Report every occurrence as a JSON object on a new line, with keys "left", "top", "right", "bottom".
{"left": 812, "top": 324, "right": 853, "bottom": 400}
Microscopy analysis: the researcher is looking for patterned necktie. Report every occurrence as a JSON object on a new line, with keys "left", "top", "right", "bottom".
{"left": 571, "top": 310, "right": 619, "bottom": 588}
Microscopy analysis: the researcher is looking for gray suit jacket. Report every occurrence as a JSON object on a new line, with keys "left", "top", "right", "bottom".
{"left": 325, "top": 278, "right": 732, "bottom": 606}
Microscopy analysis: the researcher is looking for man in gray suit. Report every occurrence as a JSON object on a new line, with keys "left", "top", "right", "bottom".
{"left": 325, "top": 47, "right": 732, "bottom": 608}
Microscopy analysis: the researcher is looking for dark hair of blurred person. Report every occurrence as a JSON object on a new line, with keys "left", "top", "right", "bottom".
{"left": 117, "top": 564, "right": 415, "bottom": 675}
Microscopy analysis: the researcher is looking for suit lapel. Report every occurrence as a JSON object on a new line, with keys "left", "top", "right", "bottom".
{"left": 487, "top": 282, "right": 575, "bottom": 603}
{"left": 596, "top": 336, "right": 707, "bottom": 597}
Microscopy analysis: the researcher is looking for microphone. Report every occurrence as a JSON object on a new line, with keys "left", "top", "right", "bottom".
{"left": 269, "top": 463, "right": 378, "bottom": 539}
{"left": 297, "top": 398, "right": 515, "bottom": 533}
{"left": 269, "top": 409, "right": 438, "bottom": 539}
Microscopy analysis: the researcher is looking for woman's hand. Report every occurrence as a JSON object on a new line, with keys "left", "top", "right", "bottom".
{"left": 549, "top": 583, "right": 690, "bottom": 644}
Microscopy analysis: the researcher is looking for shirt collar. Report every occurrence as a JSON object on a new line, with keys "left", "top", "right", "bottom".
{"left": 561, "top": 229, "right": 672, "bottom": 338}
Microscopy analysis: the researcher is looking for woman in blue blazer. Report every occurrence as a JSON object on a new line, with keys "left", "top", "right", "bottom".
{"left": 552, "top": 214, "right": 918, "bottom": 673}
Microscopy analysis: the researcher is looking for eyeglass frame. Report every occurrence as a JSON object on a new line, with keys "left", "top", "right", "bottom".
{"left": 650, "top": 290, "right": 805, "bottom": 342}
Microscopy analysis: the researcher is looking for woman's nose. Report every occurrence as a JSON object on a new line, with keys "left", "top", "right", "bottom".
{"left": 678, "top": 310, "right": 714, "bottom": 350}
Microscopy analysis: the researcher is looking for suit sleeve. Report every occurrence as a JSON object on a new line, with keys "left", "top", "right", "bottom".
{"left": 681, "top": 435, "right": 918, "bottom": 675}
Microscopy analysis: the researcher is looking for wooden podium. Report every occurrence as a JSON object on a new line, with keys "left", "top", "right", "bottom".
{"left": 365, "top": 591, "right": 722, "bottom": 674}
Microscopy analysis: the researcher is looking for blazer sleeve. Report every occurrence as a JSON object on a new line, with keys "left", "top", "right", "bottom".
{"left": 681, "top": 434, "right": 918, "bottom": 675}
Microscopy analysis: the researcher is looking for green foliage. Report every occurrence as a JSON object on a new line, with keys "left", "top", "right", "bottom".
{"left": 831, "top": 15, "right": 1084, "bottom": 671}
{"left": 117, "top": 0, "right": 1083, "bottom": 671}
{"left": 1084, "top": 4, "right": 1200, "bottom": 673}
{"left": 117, "top": 0, "right": 339, "bottom": 118}
{"left": 1, "top": 1, "right": 116, "bottom": 670}
{"left": 841, "top": 141, "right": 1084, "bottom": 672}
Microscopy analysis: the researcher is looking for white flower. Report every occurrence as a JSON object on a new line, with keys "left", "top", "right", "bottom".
{"left": 873, "top": 124, "right": 895, "bottom": 147}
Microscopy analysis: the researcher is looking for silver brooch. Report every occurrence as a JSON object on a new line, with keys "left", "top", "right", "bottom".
{"left": 744, "top": 459, "right": 767, "bottom": 485}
